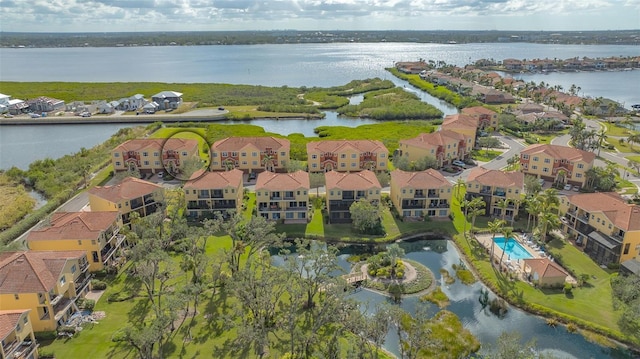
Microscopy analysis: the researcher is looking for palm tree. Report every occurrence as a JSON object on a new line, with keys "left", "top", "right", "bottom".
{"left": 497, "top": 198, "right": 509, "bottom": 222}
{"left": 526, "top": 197, "right": 541, "bottom": 231}
{"left": 461, "top": 198, "right": 470, "bottom": 237}
{"left": 595, "top": 128, "right": 608, "bottom": 157}
{"left": 627, "top": 134, "right": 640, "bottom": 151}
{"left": 262, "top": 153, "right": 275, "bottom": 171}
{"left": 468, "top": 197, "right": 486, "bottom": 237}
{"left": 487, "top": 219, "right": 506, "bottom": 267}
{"left": 538, "top": 212, "right": 561, "bottom": 243}
{"left": 555, "top": 169, "right": 567, "bottom": 188}
{"left": 498, "top": 226, "right": 515, "bottom": 270}
{"left": 454, "top": 177, "right": 466, "bottom": 202}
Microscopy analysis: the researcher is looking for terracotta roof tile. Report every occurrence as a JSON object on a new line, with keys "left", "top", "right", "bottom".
{"left": 184, "top": 169, "right": 243, "bottom": 190}
{"left": 521, "top": 144, "right": 595, "bottom": 163}
{"left": 26, "top": 211, "right": 119, "bottom": 242}
{"left": 461, "top": 106, "right": 497, "bottom": 116}
{"left": 467, "top": 167, "right": 524, "bottom": 188}
{"left": 391, "top": 169, "right": 452, "bottom": 189}
{"left": 400, "top": 130, "right": 467, "bottom": 150}
{"left": 114, "top": 138, "right": 199, "bottom": 153}
{"left": 256, "top": 170, "right": 310, "bottom": 191}
{"left": 306, "top": 140, "right": 387, "bottom": 154}
{"left": 0, "top": 251, "right": 86, "bottom": 294}
{"left": 565, "top": 192, "right": 640, "bottom": 231}
{"left": 325, "top": 170, "right": 381, "bottom": 191}
{"left": 524, "top": 258, "right": 569, "bottom": 279}
{"left": 212, "top": 137, "right": 290, "bottom": 152}
{"left": 88, "top": 177, "right": 163, "bottom": 203}
{"left": 441, "top": 114, "right": 478, "bottom": 129}
{"left": 0, "top": 309, "right": 30, "bottom": 339}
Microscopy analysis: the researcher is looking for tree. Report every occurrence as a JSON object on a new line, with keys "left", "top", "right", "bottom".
{"left": 309, "top": 172, "right": 325, "bottom": 196}
{"left": 262, "top": 153, "right": 275, "bottom": 171}
{"left": 506, "top": 155, "right": 519, "bottom": 171}
{"left": 350, "top": 198, "right": 383, "bottom": 235}
{"left": 628, "top": 134, "right": 640, "bottom": 151}
{"left": 483, "top": 331, "right": 560, "bottom": 359}
{"left": 524, "top": 175, "right": 541, "bottom": 195}
{"left": 454, "top": 177, "right": 466, "bottom": 202}
{"left": 488, "top": 219, "right": 506, "bottom": 267}
{"left": 595, "top": 128, "right": 608, "bottom": 157}
{"left": 498, "top": 226, "right": 514, "bottom": 269}
{"left": 467, "top": 196, "right": 486, "bottom": 236}
{"left": 525, "top": 196, "right": 541, "bottom": 232}
{"left": 497, "top": 198, "right": 509, "bottom": 222}
{"left": 385, "top": 243, "right": 406, "bottom": 280}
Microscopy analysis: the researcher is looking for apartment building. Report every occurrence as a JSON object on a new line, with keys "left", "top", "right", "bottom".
{"left": 111, "top": 138, "right": 200, "bottom": 175}
{"left": 325, "top": 170, "right": 381, "bottom": 224}
{"left": 256, "top": 170, "right": 310, "bottom": 223}
{"left": 0, "top": 251, "right": 91, "bottom": 332}
{"left": 0, "top": 310, "right": 38, "bottom": 359}
{"left": 88, "top": 177, "right": 164, "bottom": 226}
{"left": 306, "top": 140, "right": 388, "bottom": 173}
{"left": 26, "top": 211, "right": 126, "bottom": 272}
{"left": 519, "top": 144, "right": 595, "bottom": 188}
{"left": 210, "top": 137, "right": 290, "bottom": 173}
{"left": 390, "top": 169, "right": 453, "bottom": 220}
{"left": 466, "top": 167, "right": 524, "bottom": 220}
{"left": 184, "top": 169, "right": 244, "bottom": 220}
{"left": 559, "top": 192, "right": 640, "bottom": 266}
{"left": 460, "top": 106, "right": 499, "bottom": 130}
{"left": 440, "top": 114, "right": 478, "bottom": 149}
{"left": 397, "top": 130, "right": 473, "bottom": 167}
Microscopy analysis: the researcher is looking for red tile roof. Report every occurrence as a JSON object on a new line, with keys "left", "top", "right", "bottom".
{"left": 211, "top": 137, "right": 290, "bottom": 152}
{"left": 565, "top": 192, "right": 640, "bottom": 231}
{"left": 461, "top": 106, "right": 497, "bottom": 116}
{"left": 0, "top": 251, "right": 86, "bottom": 294}
{"left": 114, "top": 138, "right": 199, "bottom": 153}
{"left": 184, "top": 169, "right": 243, "bottom": 190}
{"left": 256, "top": 170, "right": 310, "bottom": 191}
{"left": 400, "top": 130, "right": 467, "bottom": 150}
{"left": 467, "top": 167, "right": 524, "bottom": 188}
{"left": 521, "top": 144, "right": 595, "bottom": 163}
{"left": 325, "top": 170, "right": 381, "bottom": 191}
{"left": 26, "top": 211, "right": 119, "bottom": 242}
{"left": 391, "top": 169, "right": 451, "bottom": 189}
{"left": 88, "top": 177, "right": 163, "bottom": 203}
{"left": 524, "top": 258, "right": 569, "bottom": 279}
{"left": 441, "top": 114, "right": 478, "bottom": 130}
{"left": 0, "top": 309, "right": 30, "bottom": 340}
{"left": 306, "top": 140, "right": 387, "bottom": 154}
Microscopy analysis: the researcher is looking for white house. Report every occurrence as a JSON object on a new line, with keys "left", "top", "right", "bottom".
{"left": 143, "top": 101, "right": 159, "bottom": 114}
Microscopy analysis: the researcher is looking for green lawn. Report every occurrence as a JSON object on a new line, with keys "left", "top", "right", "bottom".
{"left": 626, "top": 155, "right": 640, "bottom": 163}
{"left": 472, "top": 150, "right": 502, "bottom": 162}
{"left": 605, "top": 137, "right": 640, "bottom": 153}
{"left": 603, "top": 122, "right": 639, "bottom": 137}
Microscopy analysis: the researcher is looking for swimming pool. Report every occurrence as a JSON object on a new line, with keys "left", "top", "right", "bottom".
{"left": 493, "top": 237, "right": 534, "bottom": 260}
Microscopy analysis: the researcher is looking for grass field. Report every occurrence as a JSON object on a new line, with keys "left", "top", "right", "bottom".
{"left": 603, "top": 122, "right": 639, "bottom": 137}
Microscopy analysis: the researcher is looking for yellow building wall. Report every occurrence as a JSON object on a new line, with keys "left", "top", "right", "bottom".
{"left": 399, "top": 143, "right": 436, "bottom": 163}
{"left": 621, "top": 231, "right": 640, "bottom": 263}
{"left": 257, "top": 187, "right": 309, "bottom": 220}
{"left": 27, "top": 240, "right": 103, "bottom": 272}
{"left": 0, "top": 293, "right": 56, "bottom": 332}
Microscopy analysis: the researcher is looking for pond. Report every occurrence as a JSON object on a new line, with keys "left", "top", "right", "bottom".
{"left": 273, "top": 237, "right": 623, "bottom": 358}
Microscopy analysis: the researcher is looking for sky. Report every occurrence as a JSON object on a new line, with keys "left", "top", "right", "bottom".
{"left": 0, "top": 0, "right": 638, "bottom": 33}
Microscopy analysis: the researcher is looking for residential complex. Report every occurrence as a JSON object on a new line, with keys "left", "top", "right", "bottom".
{"left": 397, "top": 130, "right": 473, "bottom": 167}
{"left": 325, "top": 170, "right": 381, "bottom": 224}
{"left": 0, "top": 251, "right": 91, "bottom": 332}
{"left": 466, "top": 167, "right": 524, "bottom": 220}
{"left": 460, "top": 106, "right": 499, "bottom": 130}
{"left": 210, "top": 137, "right": 290, "bottom": 173}
{"left": 519, "top": 144, "right": 595, "bottom": 188}
{"left": 0, "top": 309, "right": 38, "bottom": 359}
{"left": 306, "top": 140, "right": 388, "bottom": 172}
{"left": 256, "top": 170, "right": 310, "bottom": 223}
{"left": 25, "top": 211, "right": 126, "bottom": 272}
{"left": 88, "top": 177, "right": 165, "bottom": 226}
{"left": 559, "top": 192, "right": 640, "bottom": 266}
{"left": 184, "top": 169, "right": 244, "bottom": 220}
{"left": 111, "top": 138, "right": 200, "bottom": 175}
{"left": 440, "top": 114, "right": 478, "bottom": 149}
{"left": 390, "top": 169, "right": 452, "bottom": 220}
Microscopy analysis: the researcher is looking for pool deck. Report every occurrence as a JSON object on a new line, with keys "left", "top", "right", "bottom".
{"left": 476, "top": 233, "right": 554, "bottom": 280}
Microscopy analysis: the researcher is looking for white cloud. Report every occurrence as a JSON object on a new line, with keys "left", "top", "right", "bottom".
{"left": 0, "top": 0, "right": 636, "bottom": 32}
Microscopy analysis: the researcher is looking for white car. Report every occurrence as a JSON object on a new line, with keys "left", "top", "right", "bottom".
{"left": 452, "top": 160, "right": 466, "bottom": 168}
{"left": 563, "top": 184, "right": 572, "bottom": 191}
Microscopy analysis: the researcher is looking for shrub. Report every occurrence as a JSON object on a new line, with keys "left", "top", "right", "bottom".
{"left": 78, "top": 298, "right": 95, "bottom": 310}
{"left": 90, "top": 279, "right": 107, "bottom": 290}
{"left": 58, "top": 325, "right": 76, "bottom": 335}
{"left": 35, "top": 331, "right": 57, "bottom": 341}
{"left": 38, "top": 347, "right": 56, "bottom": 358}
{"left": 108, "top": 292, "right": 132, "bottom": 302}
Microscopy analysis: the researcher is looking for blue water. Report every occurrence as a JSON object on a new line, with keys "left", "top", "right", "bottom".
{"left": 494, "top": 237, "right": 534, "bottom": 260}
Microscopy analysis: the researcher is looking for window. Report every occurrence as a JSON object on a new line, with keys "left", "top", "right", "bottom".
{"left": 92, "top": 251, "right": 99, "bottom": 262}
{"left": 222, "top": 151, "right": 227, "bottom": 156}
{"left": 182, "top": 151, "right": 187, "bottom": 156}
{"left": 515, "top": 190, "right": 519, "bottom": 194}
{"left": 154, "top": 152, "right": 159, "bottom": 157}
{"left": 544, "top": 158, "right": 550, "bottom": 163}
{"left": 23, "top": 316, "right": 28, "bottom": 324}
{"left": 351, "top": 163, "right": 356, "bottom": 167}
{"left": 330, "top": 191, "right": 334, "bottom": 196}
{"left": 312, "top": 154, "right": 317, "bottom": 159}
{"left": 533, "top": 156, "right": 539, "bottom": 161}
{"left": 252, "top": 152, "right": 257, "bottom": 156}
{"left": 532, "top": 165, "right": 538, "bottom": 170}
{"left": 242, "top": 161, "right": 247, "bottom": 165}
{"left": 143, "top": 161, "right": 149, "bottom": 166}
{"left": 380, "top": 153, "right": 385, "bottom": 158}
{"left": 212, "top": 153, "right": 217, "bottom": 157}
{"left": 575, "top": 173, "right": 582, "bottom": 178}
{"left": 241, "top": 152, "right": 246, "bottom": 157}
{"left": 14, "top": 294, "right": 19, "bottom": 300}
{"left": 281, "top": 152, "right": 286, "bottom": 156}
{"left": 71, "top": 264, "right": 77, "bottom": 273}
{"left": 402, "top": 189, "right": 406, "bottom": 194}
{"left": 155, "top": 161, "right": 160, "bottom": 166}
{"left": 60, "top": 276, "right": 66, "bottom": 285}
{"left": 77, "top": 240, "right": 82, "bottom": 245}
{"left": 577, "top": 163, "right": 584, "bottom": 169}
{"left": 341, "top": 163, "right": 346, "bottom": 167}
{"left": 341, "top": 154, "right": 346, "bottom": 159}
{"left": 624, "top": 243, "right": 631, "bottom": 255}
{"left": 543, "top": 168, "right": 549, "bottom": 173}
{"left": 114, "top": 153, "right": 120, "bottom": 157}
{"left": 350, "top": 153, "right": 355, "bottom": 158}
{"left": 142, "top": 152, "right": 148, "bottom": 157}
{"left": 312, "top": 163, "right": 317, "bottom": 168}
{"left": 212, "top": 161, "right": 218, "bottom": 165}
{"left": 115, "top": 161, "right": 121, "bottom": 166}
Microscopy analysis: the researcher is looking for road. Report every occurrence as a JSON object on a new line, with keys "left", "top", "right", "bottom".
{"left": 447, "top": 135, "right": 525, "bottom": 182}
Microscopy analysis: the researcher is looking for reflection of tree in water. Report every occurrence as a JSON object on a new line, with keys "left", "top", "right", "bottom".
{"left": 398, "top": 238, "right": 448, "bottom": 254}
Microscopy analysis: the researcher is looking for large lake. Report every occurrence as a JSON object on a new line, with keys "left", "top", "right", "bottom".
{"left": 0, "top": 42, "right": 638, "bottom": 170}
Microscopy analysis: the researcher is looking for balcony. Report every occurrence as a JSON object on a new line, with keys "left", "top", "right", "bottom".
{"left": 130, "top": 199, "right": 143, "bottom": 210}
{"left": 427, "top": 191, "right": 439, "bottom": 198}
{"left": 329, "top": 203, "right": 352, "bottom": 212}
{"left": 493, "top": 190, "right": 506, "bottom": 197}
{"left": 4, "top": 340, "right": 37, "bottom": 359}
{"left": 102, "top": 234, "right": 126, "bottom": 264}
{"left": 479, "top": 187, "right": 492, "bottom": 194}
{"left": 54, "top": 297, "right": 75, "bottom": 321}
{"left": 74, "top": 273, "right": 92, "bottom": 293}
{"left": 286, "top": 206, "right": 308, "bottom": 211}
{"left": 187, "top": 202, "right": 211, "bottom": 209}
{"left": 212, "top": 202, "right": 236, "bottom": 209}
{"left": 429, "top": 202, "right": 450, "bottom": 208}
{"left": 258, "top": 205, "right": 282, "bottom": 212}
{"left": 79, "top": 259, "right": 89, "bottom": 273}
{"left": 413, "top": 191, "right": 426, "bottom": 198}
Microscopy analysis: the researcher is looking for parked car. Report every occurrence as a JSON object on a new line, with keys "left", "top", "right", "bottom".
{"left": 248, "top": 172, "right": 256, "bottom": 181}
{"left": 563, "top": 184, "right": 572, "bottom": 191}
{"left": 29, "top": 113, "right": 41, "bottom": 118}
{"left": 572, "top": 185, "right": 580, "bottom": 192}
{"left": 452, "top": 160, "right": 466, "bottom": 168}
{"left": 218, "top": 106, "right": 225, "bottom": 111}
{"left": 157, "top": 172, "right": 164, "bottom": 178}
{"left": 538, "top": 179, "right": 545, "bottom": 186}
{"left": 80, "top": 112, "right": 91, "bottom": 117}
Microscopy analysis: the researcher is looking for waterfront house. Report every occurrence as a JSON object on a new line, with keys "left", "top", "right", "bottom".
{"left": 325, "top": 170, "right": 381, "bottom": 224}
{"left": 0, "top": 309, "right": 38, "bottom": 359}
{"left": 151, "top": 91, "right": 182, "bottom": 110}
{"left": 111, "top": 138, "right": 200, "bottom": 175}
{"left": 460, "top": 106, "right": 499, "bottom": 130}
{"left": 397, "top": 130, "right": 473, "bottom": 168}
{"left": 390, "top": 169, "right": 452, "bottom": 220}
{"left": 523, "top": 258, "right": 569, "bottom": 288}
{"left": 184, "top": 169, "right": 244, "bottom": 221}
{"left": 256, "top": 170, "right": 310, "bottom": 223}
{"left": 88, "top": 177, "right": 164, "bottom": 226}
{"left": 210, "top": 136, "right": 290, "bottom": 173}
{"left": 519, "top": 144, "right": 594, "bottom": 188}
{"left": 306, "top": 139, "right": 388, "bottom": 173}
{"left": 25, "top": 211, "right": 126, "bottom": 272}
{"left": 98, "top": 100, "right": 120, "bottom": 114}
{"left": 559, "top": 192, "right": 640, "bottom": 266}
{"left": 116, "top": 94, "right": 147, "bottom": 111}
{"left": 8, "top": 99, "right": 29, "bottom": 115}
{"left": 26, "top": 96, "right": 65, "bottom": 113}
{"left": 0, "top": 251, "right": 91, "bottom": 332}
{"left": 143, "top": 102, "right": 159, "bottom": 114}
{"left": 466, "top": 167, "right": 524, "bottom": 220}
{"left": 440, "top": 114, "right": 478, "bottom": 149}
{"left": 0, "top": 93, "right": 9, "bottom": 113}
